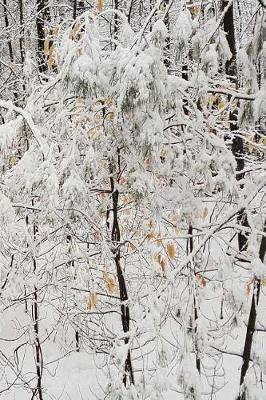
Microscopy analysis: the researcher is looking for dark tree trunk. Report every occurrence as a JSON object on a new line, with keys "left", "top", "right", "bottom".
{"left": 3, "top": 0, "right": 14, "bottom": 63}
{"left": 73, "top": 0, "right": 77, "bottom": 19}
{"left": 110, "top": 153, "right": 134, "bottom": 386}
{"left": 3, "top": 0, "right": 18, "bottom": 102}
{"left": 163, "top": 0, "right": 170, "bottom": 69}
{"left": 187, "top": 225, "right": 200, "bottom": 374}
{"left": 32, "top": 217, "right": 44, "bottom": 400}
{"left": 36, "top": 0, "right": 50, "bottom": 73}
{"left": 237, "top": 219, "right": 266, "bottom": 399}
{"left": 114, "top": 0, "right": 119, "bottom": 45}
{"left": 18, "top": 0, "right": 25, "bottom": 64}
{"left": 223, "top": 0, "right": 248, "bottom": 251}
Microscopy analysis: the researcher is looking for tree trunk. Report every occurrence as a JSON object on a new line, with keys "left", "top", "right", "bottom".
{"left": 3, "top": 0, "right": 18, "bottom": 102}
{"left": 188, "top": 225, "right": 201, "bottom": 374}
{"left": 110, "top": 153, "right": 134, "bottom": 386}
{"left": 237, "top": 219, "right": 266, "bottom": 399}
{"left": 32, "top": 214, "right": 44, "bottom": 400}
{"left": 36, "top": 0, "right": 50, "bottom": 73}
{"left": 223, "top": 0, "right": 248, "bottom": 251}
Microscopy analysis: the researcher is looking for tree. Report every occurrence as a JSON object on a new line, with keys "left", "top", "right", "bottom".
{"left": 0, "top": 1, "right": 265, "bottom": 399}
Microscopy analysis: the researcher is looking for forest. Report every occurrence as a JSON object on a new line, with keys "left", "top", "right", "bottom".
{"left": 0, "top": 0, "right": 265, "bottom": 399}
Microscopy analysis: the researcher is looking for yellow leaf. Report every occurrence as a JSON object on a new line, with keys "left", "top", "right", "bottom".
{"left": 202, "top": 207, "right": 208, "bottom": 220}
{"left": 96, "top": 0, "right": 104, "bottom": 12}
{"left": 103, "top": 271, "right": 118, "bottom": 294}
{"left": 86, "top": 293, "right": 98, "bottom": 310}
{"left": 166, "top": 243, "right": 176, "bottom": 260}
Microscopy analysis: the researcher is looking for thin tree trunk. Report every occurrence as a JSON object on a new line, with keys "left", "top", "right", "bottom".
{"left": 187, "top": 225, "right": 200, "bottom": 374}
{"left": 32, "top": 215, "right": 44, "bottom": 400}
{"left": 114, "top": 0, "right": 119, "bottom": 46}
{"left": 163, "top": 0, "right": 170, "bottom": 69}
{"left": 3, "top": 0, "right": 18, "bottom": 102}
{"left": 237, "top": 219, "right": 266, "bottom": 399}
{"left": 110, "top": 152, "right": 134, "bottom": 387}
{"left": 36, "top": 0, "right": 50, "bottom": 73}
{"left": 3, "top": 0, "right": 14, "bottom": 63}
{"left": 73, "top": 0, "right": 77, "bottom": 19}
{"left": 223, "top": 0, "right": 248, "bottom": 251}
{"left": 18, "top": 0, "right": 25, "bottom": 64}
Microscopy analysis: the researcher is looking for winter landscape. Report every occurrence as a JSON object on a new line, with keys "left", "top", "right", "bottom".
{"left": 0, "top": 0, "right": 265, "bottom": 399}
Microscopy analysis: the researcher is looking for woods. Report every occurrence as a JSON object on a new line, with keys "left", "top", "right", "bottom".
{"left": 0, "top": 1, "right": 265, "bottom": 399}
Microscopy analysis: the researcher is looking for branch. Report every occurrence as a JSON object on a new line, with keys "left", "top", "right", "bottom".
{"left": 0, "top": 100, "right": 49, "bottom": 158}
{"left": 257, "top": 0, "right": 266, "bottom": 8}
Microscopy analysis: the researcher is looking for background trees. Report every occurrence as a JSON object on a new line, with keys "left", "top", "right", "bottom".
{"left": 0, "top": 1, "right": 265, "bottom": 399}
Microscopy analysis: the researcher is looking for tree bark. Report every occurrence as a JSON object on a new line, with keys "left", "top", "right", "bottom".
{"left": 32, "top": 216, "right": 43, "bottom": 400}
{"left": 36, "top": 0, "right": 50, "bottom": 73}
{"left": 110, "top": 153, "right": 134, "bottom": 386}
{"left": 3, "top": 0, "right": 18, "bottom": 102}
{"left": 188, "top": 225, "right": 201, "bottom": 374}
{"left": 223, "top": 0, "right": 248, "bottom": 251}
{"left": 237, "top": 219, "right": 266, "bottom": 399}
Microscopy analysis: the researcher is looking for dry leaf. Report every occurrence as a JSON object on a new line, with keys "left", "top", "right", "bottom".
{"left": 245, "top": 134, "right": 255, "bottom": 154}
{"left": 202, "top": 207, "right": 208, "bottom": 220}
{"left": 87, "top": 293, "right": 98, "bottom": 310}
{"left": 146, "top": 232, "right": 155, "bottom": 241}
{"left": 53, "top": 26, "right": 60, "bottom": 37}
{"left": 261, "top": 277, "right": 266, "bottom": 286}
{"left": 245, "top": 278, "right": 254, "bottom": 294}
{"left": 156, "top": 238, "right": 163, "bottom": 247}
{"left": 166, "top": 243, "right": 176, "bottom": 260}
{"left": 191, "top": 5, "right": 201, "bottom": 17}
{"left": 103, "top": 271, "right": 117, "bottom": 294}
{"left": 44, "top": 28, "right": 50, "bottom": 56}
{"left": 70, "top": 22, "right": 82, "bottom": 41}
{"left": 196, "top": 273, "right": 208, "bottom": 288}
{"left": 154, "top": 253, "right": 166, "bottom": 272}
{"left": 129, "top": 242, "right": 137, "bottom": 252}
{"left": 9, "top": 155, "right": 17, "bottom": 167}
{"left": 218, "top": 99, "right": 226, "bottom": 110}
{"left": 47, "top": 45, "right": 55, "bottom": 67}
{"left": 96, "top": 0, "right": 104, "bottom": 12}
